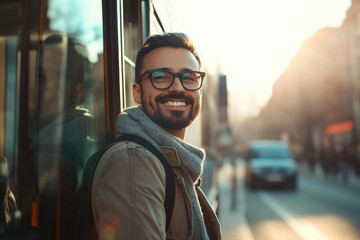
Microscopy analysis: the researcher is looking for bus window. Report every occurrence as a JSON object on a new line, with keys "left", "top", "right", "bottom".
{"left": 30, "top": 35, "right": 99, "bottom": 238}
{"left": 123, "top": 0, "right": 142, "bottom": 107}
{"left": 0, "top": 0, "right": 105, "bottom": 238}
{"left": 33, "top": 2, "right": 105, "bottom": 239}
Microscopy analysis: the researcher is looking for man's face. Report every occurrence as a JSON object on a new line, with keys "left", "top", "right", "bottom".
{"left": 133, "top": 47, "right": 202, "bottom": 132}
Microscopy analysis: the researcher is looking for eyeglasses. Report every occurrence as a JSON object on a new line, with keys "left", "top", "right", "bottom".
{"left": 139, "top": 69, "right": 205, "bottom": 91}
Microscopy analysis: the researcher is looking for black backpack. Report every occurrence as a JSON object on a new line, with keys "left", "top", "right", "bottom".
{"left": 76, "top": 134, "right": 175, "bottom": 240}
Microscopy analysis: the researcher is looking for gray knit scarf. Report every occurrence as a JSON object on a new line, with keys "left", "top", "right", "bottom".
{"left": 116, "top": 106, "right": 209, "bottom": 240}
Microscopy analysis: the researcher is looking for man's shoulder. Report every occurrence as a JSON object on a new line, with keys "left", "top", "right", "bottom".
{"left": 92, "top": 139, "right": 167, "bottom": 186}
{"left": 106, "top": 139, "right": 158, "bottom": 156}
{"left": 98, "top": 140, "right": 164, "bottom": 170}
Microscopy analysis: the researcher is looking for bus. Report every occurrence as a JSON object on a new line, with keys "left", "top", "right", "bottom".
{"left": 0, "top": 0, "right": 222, "bottom": 238}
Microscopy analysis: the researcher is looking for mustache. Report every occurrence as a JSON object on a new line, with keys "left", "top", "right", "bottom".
{"left": 155, "top": 93, "right": 193, "bottom": 104}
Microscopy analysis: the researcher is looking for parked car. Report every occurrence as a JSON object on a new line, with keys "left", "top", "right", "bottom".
{"left": 244, "top": 140, "right": 298, "bottom": 190}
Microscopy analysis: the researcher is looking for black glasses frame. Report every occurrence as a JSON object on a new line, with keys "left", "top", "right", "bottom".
{"left": 139, "top": 69, "right": 205, "bottom": 91}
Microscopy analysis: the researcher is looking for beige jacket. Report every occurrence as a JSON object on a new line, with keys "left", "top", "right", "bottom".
{"left": 92, "top": 140, "right": 221, "bottom": 240}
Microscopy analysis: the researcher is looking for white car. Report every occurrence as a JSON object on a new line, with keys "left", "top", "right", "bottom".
{"left": 244, "top": 140, "right": 298, "bottom": 190}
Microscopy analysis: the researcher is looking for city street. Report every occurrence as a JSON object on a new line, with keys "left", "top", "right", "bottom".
{"left": 216, "top": 158, "right": 360, "bottom": 240}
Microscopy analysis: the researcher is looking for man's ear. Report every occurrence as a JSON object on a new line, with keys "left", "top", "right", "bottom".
{"left": 132, "top": 83, "right": 141, "bottom": 104}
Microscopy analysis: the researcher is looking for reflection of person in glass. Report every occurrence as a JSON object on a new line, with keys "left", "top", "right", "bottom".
{"left": 32, "top": 34, "right": 96, "bottom": 168}
{"left": 30, "top": 34, "right": 96, "bottom": 239}
{"left": 0, "top": 155, "right": 17, "bottom": 232}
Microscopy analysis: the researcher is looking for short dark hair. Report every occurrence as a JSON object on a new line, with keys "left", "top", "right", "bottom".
{"left": 135, "top": 32, "right": 201, "bottom": 83}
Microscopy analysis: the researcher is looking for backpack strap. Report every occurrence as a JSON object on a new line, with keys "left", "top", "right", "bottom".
{"left": 83, "top": 134, "right": 175, "bottom": 232}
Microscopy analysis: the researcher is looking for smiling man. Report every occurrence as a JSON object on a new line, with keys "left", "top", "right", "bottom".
{"left": 92, "top": 32, "right": 221, "bottom": 240}
{"left": 134, "top": 46, "right": 203, "bottom": 139}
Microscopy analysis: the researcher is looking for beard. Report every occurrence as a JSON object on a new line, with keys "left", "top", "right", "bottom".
{"left": 152, "top": 107, "right": 195, "bottom": 130}
{"left": 141, "top": 91, "right": 200, "bottom": 130}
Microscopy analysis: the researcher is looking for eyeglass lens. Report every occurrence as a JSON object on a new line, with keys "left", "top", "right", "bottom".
{"left": 149, "top": 70, "right": 203, "bottom": 90}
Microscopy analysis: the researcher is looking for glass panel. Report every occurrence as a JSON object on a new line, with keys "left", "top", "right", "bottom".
{"left": 0, "top": 3, "right": 22, "bottom": 234}
{"left": 0, "top": 0, "right": 105, "bottom": 238}
{"left": 33, "top": 1, "right": 104, "bottom": 238}
{"left": 123, "top": 0, "right": 141, "bottom": 107}
{"left": 31, "top": 35, "right": 98, "bottom": 238}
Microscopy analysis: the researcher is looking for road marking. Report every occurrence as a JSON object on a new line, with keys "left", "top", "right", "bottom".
{"left": 259, "top": 192, "right": 332, "bottom": 240}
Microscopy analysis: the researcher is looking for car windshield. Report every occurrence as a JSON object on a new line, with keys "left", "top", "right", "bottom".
{"left": 250, "top": 146, "right": 291, "bottom": 159}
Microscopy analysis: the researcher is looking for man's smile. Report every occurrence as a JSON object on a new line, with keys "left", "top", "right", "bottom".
{"left": 163, "top": 101, "right": 187, "bottom": 107}
{"left": 156, "top": 93, "right": 193, "bottom": 110}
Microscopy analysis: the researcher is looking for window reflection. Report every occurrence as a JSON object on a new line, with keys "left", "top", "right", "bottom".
{"left": 30, "top": 34, "right": 98, "bottom": 239}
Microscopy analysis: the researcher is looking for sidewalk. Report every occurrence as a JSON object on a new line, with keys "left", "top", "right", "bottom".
{"left": 217, "top": 159, "right": 254, "bottom": 240}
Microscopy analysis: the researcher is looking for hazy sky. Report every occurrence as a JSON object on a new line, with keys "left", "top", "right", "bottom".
{"left": 172, "top": 0, "right": 352, "bottom": 119}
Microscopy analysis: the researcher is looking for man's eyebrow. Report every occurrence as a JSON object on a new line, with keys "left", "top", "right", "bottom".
{"left": 179, "top": 68, "right": 198, "bottom": 72}
{"left": 147, "top": 67, "right": 198, "bottom": 72}
{"left": 149, "top": 67, "right": 171, "bottom": 71}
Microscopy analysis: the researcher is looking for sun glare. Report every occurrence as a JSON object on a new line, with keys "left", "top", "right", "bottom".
{"left": 172, "top": 0, "right": 351, "bottom": 118}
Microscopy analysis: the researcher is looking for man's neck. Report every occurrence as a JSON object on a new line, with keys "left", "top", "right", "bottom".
{"left": 165, "top": 128, "right": 185, "bottom": 140}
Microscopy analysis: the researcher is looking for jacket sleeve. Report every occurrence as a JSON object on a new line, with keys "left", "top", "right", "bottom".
{"left": 92, "top": 141, "right": 167, "bottom": 240}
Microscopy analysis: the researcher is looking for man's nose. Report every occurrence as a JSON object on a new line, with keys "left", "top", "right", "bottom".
{"left": 168, "top": 77, "right": 185, "bottom": 92}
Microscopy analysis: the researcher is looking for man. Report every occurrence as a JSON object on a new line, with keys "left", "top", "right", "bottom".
{"left": 92, "top": 32, "right": 221, "bottom": 240}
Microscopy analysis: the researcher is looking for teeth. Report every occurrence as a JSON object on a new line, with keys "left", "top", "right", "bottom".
{"left": 165, "top": 101, "right": 186, "bottom": 106}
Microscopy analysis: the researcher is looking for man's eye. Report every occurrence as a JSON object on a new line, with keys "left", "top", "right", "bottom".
{"left": 151, "top": 70, "right": 168, "bottom": 80}
{"left": 181, "top": 72, "right": 197, "bottom": 81}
